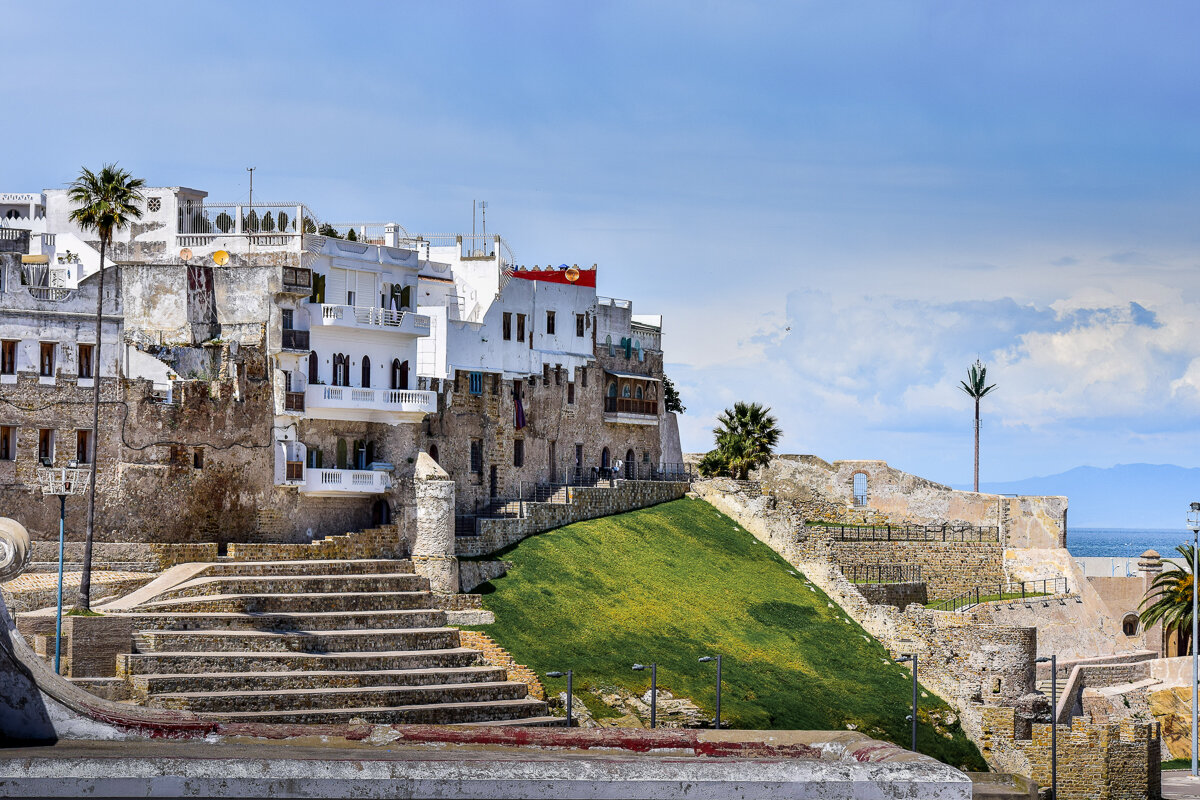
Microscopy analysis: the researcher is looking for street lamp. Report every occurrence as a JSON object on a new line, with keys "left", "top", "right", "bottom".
{"left": 895, "top": 654, "right": 918, "bottom": 751}
{"left": 632, "top": 663, "right": 657, "bottom": 728}
{"left": 1036, "top": 655, "right": 1058, "bottom": 800}
{"left": 699, "top": 655, "right": 722, "bottom": 729}
{"left": 545, "top": 670, "right": 574, "bottom": 728}
{"left": 35, "top": 459, "right": 90, "bottom": 676}
{"left": 1187, "top": 502, "right": 1200, "bottom": 779}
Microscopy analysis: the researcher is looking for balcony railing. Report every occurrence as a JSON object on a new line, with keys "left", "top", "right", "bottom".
{"left": 281, "top": 329, "right": 310, "bottom": 351}
{"left": 282, "top": 267, "right": 313, "bottom": 292}
{"left": 301, "top": 467, "right": 391, "bottom": 495}
{"left": 285, "top": 460, "right": 304, "bottom": 481}
{"left": 27, "top": 287, "right": 71, "bottom": 302}
{"left": 175, "top": 202, "right": 311, "bottom": 249}
{"left": 604, "top": 397, "right": 658, "bottom": 416}
{"left": 304, "top": 384, "right": 437, "bottom": 423}
{"left": 313, "top": 305, "right": 429, "bottom": 333}
{"left": 284, "top": 391, "right": 305, "bottom": 412}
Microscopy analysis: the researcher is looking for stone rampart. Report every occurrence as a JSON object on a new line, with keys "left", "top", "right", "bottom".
{"left": 826, "top": 538, "right": 1003, "bottom": 601}
{"left": 455, "top": 480, "right": 688, "bottom": 557}
{"left": 857, "top": 581, "right": 927, "bottom": 608}
{"left": 979, "top": 706, "right": 1160, "bottom": 800}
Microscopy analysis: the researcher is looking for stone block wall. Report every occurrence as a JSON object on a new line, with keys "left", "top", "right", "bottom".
{"left": 459, "top": 560, "right": 511, "bottom": 592}
{"left": 857, "top": 581, "right": 928, "bottom": 608}
{"left": 825, "top": 537, "right": 1003, "bottom": 601}
{"left": 455, "top": 480, "right": 689, "bottom": 557}
{"left": 457, "top": 629, "right": 545, "bottom": 701}
{"left": 979, "top": 706, "right": 1160, "bottom": 800}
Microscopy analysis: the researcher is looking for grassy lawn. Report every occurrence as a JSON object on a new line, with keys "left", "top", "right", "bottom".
{"left": 927, "top": 591, "right": 1049, "bottom": 611}
{"left": 468, "top": 497, "right": 985, "bottom": 770}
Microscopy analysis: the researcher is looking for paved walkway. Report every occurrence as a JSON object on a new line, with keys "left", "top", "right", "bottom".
{"left": 1164, "top": 770, "right": 1200, "bottom": 799}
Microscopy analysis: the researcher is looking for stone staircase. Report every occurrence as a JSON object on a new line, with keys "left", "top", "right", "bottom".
{"left": 112, "top": 558, "right": 556, "bottom": 725}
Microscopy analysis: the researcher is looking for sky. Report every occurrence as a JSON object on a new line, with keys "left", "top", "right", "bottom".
{"left": 4, "top": 1, "right": 1199, "bottom": 486}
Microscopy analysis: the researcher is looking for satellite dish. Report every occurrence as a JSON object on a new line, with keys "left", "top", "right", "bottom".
{"left": 212, "top": 250, "right": 230, "bottom": 266}
{"left": 565, "top": 267, "right": 580, "bottom": 283}
{"left": 179, "top": 248, "right": 193, "bottom": 262}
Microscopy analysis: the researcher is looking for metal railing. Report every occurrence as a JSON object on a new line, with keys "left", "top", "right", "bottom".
{"left": 928, "top": 577, "right": 1069, "bottom": 613}
{"left": 807, "top": 523, "right": 1000, "bottom": 543}
{"left": 843, "top": 564, "right": 923, "bottom": 585}
{"left": 281, "top": 329, "right": 310, "bottom": 350}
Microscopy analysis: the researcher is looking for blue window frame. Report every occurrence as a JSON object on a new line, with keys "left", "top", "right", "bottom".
{"left": 469, "top": 371, "right": 483, "bottom": 395}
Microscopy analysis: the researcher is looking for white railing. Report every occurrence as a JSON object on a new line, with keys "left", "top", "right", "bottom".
{"left": 310, "top": 385, "right": 437, "bottom": 414}
{"left": 27, "top": 287, "right": 70, "bottom": 302}
{"left": 597, "top": 296, "right": 632, "bottom": 309}
{"left": 303, "top": 468, "right": 391, "bottom": 494}
{"left": 316, "top": 305, "right": 430, "bottom": 331}
{"left": 174, "top": 202, "right": 314, "bottom": 249}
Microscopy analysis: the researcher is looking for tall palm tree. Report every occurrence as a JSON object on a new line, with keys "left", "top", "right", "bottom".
{"left": 68, "top": 165, "right": 145, "bottom": 610}
{"left": 1140, "top": 544, "right": 1196, "bottom": 654}
{"left": 700, "top": 401, "right": 782, "bottom": 479}
{"left": 959, "top": 360, "right": 997, "bottom": 492}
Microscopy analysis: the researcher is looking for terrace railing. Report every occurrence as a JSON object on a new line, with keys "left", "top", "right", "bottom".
{"left": 604, "top": 397, "right": 658, "bottom": 416}
{"left": 843, "top": 564, "right": 923, "bottom": 585}
{"left": 928, "top": 577, "right": 1070, "bottom": 613}
{"left": 176, "top": 203, "right": 314, "bottom": 248}
{"left": 807, "top": 523, "right": 1000, "bottom": 543}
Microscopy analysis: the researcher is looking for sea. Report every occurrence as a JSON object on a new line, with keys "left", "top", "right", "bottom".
{"left": 1068, "top": 528, "right": 1191, "bottom": 559}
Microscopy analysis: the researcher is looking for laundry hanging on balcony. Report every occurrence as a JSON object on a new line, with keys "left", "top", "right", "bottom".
{"left": 514, "top": 391, "right": 527, "bottom": 430}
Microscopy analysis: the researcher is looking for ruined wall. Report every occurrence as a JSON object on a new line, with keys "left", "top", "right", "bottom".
{"left": 857, "top": 581, "right": 927, "bottom": 608}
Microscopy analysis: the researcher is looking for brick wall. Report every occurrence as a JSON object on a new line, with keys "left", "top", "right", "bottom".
{"left": 455, "top": 480, "right": 689, "bottom": 557}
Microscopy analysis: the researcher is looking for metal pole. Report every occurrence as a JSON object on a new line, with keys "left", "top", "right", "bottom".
{"left": 54, "top": 494, "right": 65, "bottom": 675}
{"left": 911, "top": 654, "right": 918, "bottom": 751}
{"left": 567, "top": 669, "right": 573, "bottom": 728}
{"left": 1051, "top": 653, "right": 1057, "bottom": 800}
{"left": 715, "top": 655, "right": 722, "bottom": 730}
{"left": 650, "top": 663, "right": 657, "bottom": 729}
{"left": 1192, "top": 527, "right": 1197, "bottom": 779}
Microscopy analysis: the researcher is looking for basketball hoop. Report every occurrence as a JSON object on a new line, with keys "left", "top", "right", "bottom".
{"left": 34, "top": 460, "right": 91, "bottom": 675}
{"left": 36, "top": 465, "right": 91, "bottom": 497}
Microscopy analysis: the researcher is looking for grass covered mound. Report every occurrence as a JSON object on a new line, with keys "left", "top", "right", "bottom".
{"left": 469, "top": 497, "right": 985, "bottom": 770}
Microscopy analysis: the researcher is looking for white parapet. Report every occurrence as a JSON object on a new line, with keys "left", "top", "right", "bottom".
{"left": 304, "top": 385, "right": 437, "bottom": 424}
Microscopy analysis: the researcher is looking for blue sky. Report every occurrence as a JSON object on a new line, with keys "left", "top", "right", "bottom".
{"left": 5, "top": 1, "right": 1200, "bottom": 486}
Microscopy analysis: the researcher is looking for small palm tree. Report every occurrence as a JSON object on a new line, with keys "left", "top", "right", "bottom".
{"left": 960, "top": 360, "right": 997, "bottom": 492}
{"left": 699, "top": 401, "right": 782, "bottom": 479}
{"left": 1140, "top": 544, "right": 1196, "bottom": 654}
{"left": 68, "top": 164, "right": 145, "bottom": 611}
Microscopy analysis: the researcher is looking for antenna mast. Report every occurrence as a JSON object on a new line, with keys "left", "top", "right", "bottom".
{"left": 480, "top": 201, "right": 487, "bottom": 255}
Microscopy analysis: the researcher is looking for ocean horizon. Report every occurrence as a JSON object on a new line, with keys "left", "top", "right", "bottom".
{"left": 1067, "top": 527, "right": 1192, "bottom": 559}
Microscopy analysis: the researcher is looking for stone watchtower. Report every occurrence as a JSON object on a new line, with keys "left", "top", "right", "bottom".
{"left": 412, "top": 453, "right": 459, "bottom": 594}
{"left": 1138, "top": 549, "right": 1164, "bottom": 656}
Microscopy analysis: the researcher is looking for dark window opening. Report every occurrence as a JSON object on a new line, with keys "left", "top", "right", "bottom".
{"left": 470, "top": 440, "right": 483, "bottom": 473}
{"left": 39, "top": 342, "right": 55, "bottom": 377}
{"left": 193, "top": 448, "right": 204, "bottom": 470}
{"left": 38, "top": 429, "right": 54, "bottom": 462}
{"left": 542, "top": 364, "right": 550, "bottom": 386}
{"left": 308, "top": 351, "right": 319, "bottom": 384}
{"left": 546, "top": 310, "right": 556, "bottom": 335}
{"left": 428, "top": 444, "right": 439, "bottom": 463}
{"left": 0, "top": 340, "right": 15, "bottom": 374}
{"left": 77, "top": 344, "right": 93, "bottom": 379}
{"left": 513, "top": 438, "right": 524, "bottom": 468}
{"left": 581, "top": 367, "right": 588, "bottom": 388}
{"left": 361, "top": 355, "right": 371, "bottom": 388}
{"left": 576, "top": 313, "right": 585, "bottom": 337}
{"left": 503, "top": 312, "right": 512, "bottom": 340}
{"left": 0, "top": 426, "right": 13, "bottom": 460}
{"left": 76, "top": 430, "right": 92, "bottom": 464}
{"left": 567, "top": 382, "right": 575, "bottom": 404}
{"left": 281, "top": 309, "right": 294, "bottom": 330}
{"left": 469, "top": 372, "right": 483, "bottom": 395}
{"left": 516, "top": 313, "right": 525, "bottom": 342}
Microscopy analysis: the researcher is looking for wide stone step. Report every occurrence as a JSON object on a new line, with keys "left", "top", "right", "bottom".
{"left": 119, "top": 609, "right": 447, "bottom": 632}
{"left": 118, "top": 647, "right": 484, "bottom": 678}
{"left": 129, "top": 665, "right": 510, "bottom": 698}
{"left": 155, "top": 573, "right": 430, "bottom": 601}
{"left": 198, "top": 559, "right": 415, "bottom": 577}
{"left": 147, "top": 680, "right": 530, "bottom": 713}
{"left": 209, "top": 697, "right": 549, "bottom": 725}
{"left": 133, "top": 627, "right": 460, "bottom": 654}
{"left": 134, "top": 591, "right": 436, "bottom": 614}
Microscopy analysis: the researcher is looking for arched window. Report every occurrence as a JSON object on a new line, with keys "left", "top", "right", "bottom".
{"left": 336, "top": 438, "right": 348, "bottom": 470}
{"left": 361, "top": 355, "right": 371, "bottom": 388}
{"left": 1122, "top": 613, "right": 1139, "bottom": 636}
{"left": 622, "top": 384, "right": 631, "bottom": 398}
{"left": 607, "top": 382, "right": 617, "bottom": 397}
{"left": 365, "top": 441, "right": 375, "bottom": 466}
{"left": 852, "top": 473, "right": 868, "bottom": 507}
{"left": 353, "top": 439, "right": 366, "bottom": 470}
{"left": 332, "top": 354, "right": 348, "bottom": 386}
{"left": 635, "top": 386, "right": 643, "bottom": 399}
{"left": 601, "top": 447, "right": 610, "bottom": 470}
{"left": 308, "top": 351, "right": 319, "bottom": 384}
{"left": 605, "top": 334, "right": 614, "bottom": 356}
{"left": 429, "top": 444, "right": 439, "bottom": 463}
{"left": 391, "top": 358, "right": 409, "bottom": 390}
{"left": 625, "top": 449, "right": 636, "bottom": 480}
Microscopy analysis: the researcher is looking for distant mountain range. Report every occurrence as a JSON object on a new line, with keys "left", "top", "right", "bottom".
{"left": 952, "top": 464, "right": 1200, "bottom": 529}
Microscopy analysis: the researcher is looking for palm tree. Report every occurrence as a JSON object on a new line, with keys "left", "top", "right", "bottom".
{"left": 68, "top": 164, "right": 145, "bottom": 610}
{"left": 699, "top": 401, "right": 782, "bottom": 479}
{"left": 1140, "top": 544, "right": 1196, "bottom": 654}
{"left": 960, "top": 359, "right": 997, "bottom": 492}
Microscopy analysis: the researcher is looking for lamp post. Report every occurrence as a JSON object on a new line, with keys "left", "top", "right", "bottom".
{"left": 546, "top": 670, "right": 574, "bottom": 728}
{"left": 35, "top": 459, "right": 90, "bottom": 676}
{"left": 1036, "top": 655, "right": 1057, "bottom": 800}
{"left": 895, "top": 654, "right": 918, "bottom": 751}
{"left": 632, "top": 663, "right": 657, "bottom": 728}
{"left": 1187, "top": 502, "right": 1200, "bottom": 778}
{"left": 699, "top": 655, "right": 722, "bottom": 729}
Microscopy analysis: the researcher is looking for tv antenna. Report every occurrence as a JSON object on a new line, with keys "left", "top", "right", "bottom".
{"left": 480, "top": 201, "right": 487, "bottom": 254}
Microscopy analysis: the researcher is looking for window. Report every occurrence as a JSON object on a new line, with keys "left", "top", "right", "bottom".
{"left": 516, "top": 313, "right": 526, "bottom": 342}
{"left": 468, "top": 372, "right": 483, "bottom": 395}
{"left": 281, "top": 309, "right": 294, "bottom": 330}
{"left": 542, "top": 364, "right": 550, "bottom": 386}
{"left": 546, "top": 311, "right": 556, "bottom": 335}
{"left": 147, "top": 197, "right": 162, "bottom": 213}
{"left": 361, "top": 355, "right": 371, "bottom": 388}
{"left": 853, "top": 472, "right": 868, "bottom": 507}
{"left": 0, "top": 426, "right": 13, "bottom": 460}
{"left": 1, "top": 340, "right": 15, "bottom": 374}
{"left": 635, "top": 385, "right": 643, "bottom": 399}
{"left": 428, "top": 444, "right": 439, "bottom": 463}
{"left": 1122, "top": 613, "right": 1139, "bottom": 637}
{"left": 576, "top": 314, "right": 585, "bottom": 337}
{"left": 470, "top": 440, "right": 483, "bottom": 474}
{"left": 392, "top": 359, "right": 409, "bottom": 390}
{"left": 193, "top": 448, "right": 204, "bottom": 470}
{"left": 622, "top": 384, "right": 631, "bottom": 398}
{"left": 555, "top": 365, "right": 561, "bottom": 386}
{"left": 39, "top": 342, "right": 55, "bottom": 377}
{"left": 77, "top": 343, "right": 93, "bottom": 379}
{"left": 503, "top": 312, "right": 512, "bottom": 340}
{"left": 332, "top": 353, "right": 348, "bottom": 386}
{"left": 308, "top": 351, "right": 319, "bottom": 384}
{"left": 306, "top": 446, "right": 323, "bottom": 469}
{"left": 567, "top": 382, "right": 575, "bottom": 404}
{"left": 76, "top": 430, "right": 92, "bottom": 464}
{"left": 513, "top": 438, "right": 524, "bottom": 468}
{"left": 581, "top": 367, "right": 588, "bottom": 387}
{"left": 38, "top": 429, "right": 54, "bottom": 463}
{"left": 575, "top": 444, "right": 583, "bottom": 467}
{"left": 346, "top": 290, "right": 356, "bottom": 306}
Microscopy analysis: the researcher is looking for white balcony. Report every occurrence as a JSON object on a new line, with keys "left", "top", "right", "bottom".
{"left": 311, "top": 305, "right": 430, "bottom": 336}
{"left": 300, "top": 468, "right": 392, "bottom": 497}
{"left": 305, "top": 384, "right": 437, "bottom": 424}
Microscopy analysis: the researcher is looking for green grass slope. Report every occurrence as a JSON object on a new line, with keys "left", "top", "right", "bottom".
{"left": 469, "top": 497, "right": 985, "bottom": 770}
